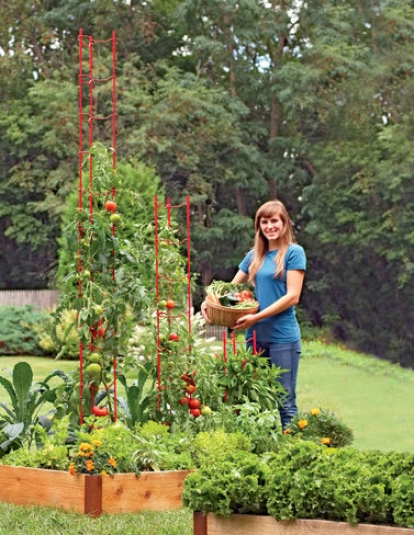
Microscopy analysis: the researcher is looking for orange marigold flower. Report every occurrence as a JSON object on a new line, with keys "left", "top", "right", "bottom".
{"left": 92, "top": 440, "right": 102, "bottom": 447}
{"left": 310, "top": 408, "right": 320, "bottom": 416}
{"left": 101, "top": 470, "right": 107, "bottom": 477}
{"left": 69, "top": 462, "right": 76, "bottom": 475}
{"left": 321, "top": 437, "right": 331, "bottom": 445}
{"left": 85, "top": 459, "right": 95, "bottom": 472}
{"left": 79, "top": 442, "right": 93, "bottom": 452}
{"left": 298, "top": 419, "right": 308, "bottom": 429}
{"left": 283, "top": 428, "right": 291, "bottom": 435}
{"left": 108, "top": 457, "right": 117, "bottom": 468}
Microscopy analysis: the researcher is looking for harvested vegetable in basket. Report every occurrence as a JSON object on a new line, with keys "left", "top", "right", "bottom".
{"left": 205, "top": 281, "right": 258, "bottom": 309}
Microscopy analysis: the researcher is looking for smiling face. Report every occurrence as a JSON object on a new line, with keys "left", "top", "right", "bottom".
{"left": 259, "top": 214, "right": 284, "bottom": 247}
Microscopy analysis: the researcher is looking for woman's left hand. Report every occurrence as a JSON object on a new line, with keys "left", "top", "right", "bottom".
{"left": 232, "top": 314, "right": 257, "bottom": 330}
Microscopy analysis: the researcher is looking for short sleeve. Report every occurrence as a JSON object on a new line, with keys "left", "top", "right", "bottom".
{"left": 286, "top": 244, "right": 306, "bottom": 271}
{"left": 238, "top": 249, "right": 254, "bottom": 274}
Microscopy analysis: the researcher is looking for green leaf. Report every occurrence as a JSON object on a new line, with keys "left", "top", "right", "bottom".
{"left": 12, "top": 362, "right": 33, "bottom": 420}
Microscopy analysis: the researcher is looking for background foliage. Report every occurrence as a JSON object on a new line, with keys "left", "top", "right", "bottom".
{"left": 1, "top": 0, "right": 414, "bottom": 366}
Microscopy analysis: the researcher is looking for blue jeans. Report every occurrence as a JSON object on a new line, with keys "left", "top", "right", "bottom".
{"left": 247, "top": 339, "right": 301, "bottom": 429}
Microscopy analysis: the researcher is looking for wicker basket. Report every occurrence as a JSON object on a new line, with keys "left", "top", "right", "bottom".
{"left": 205, "top": 296, "right": 259, "bottom": 328}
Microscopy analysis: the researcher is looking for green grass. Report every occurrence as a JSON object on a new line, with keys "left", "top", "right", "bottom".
{"left": 0, "top": 355, "right": 76, "bottom": 381}
{"left": 0, "top": 503, "right": 193, "bottom": 535}
{"left": 298, "top": 340, "right": 414, "bottom": 452}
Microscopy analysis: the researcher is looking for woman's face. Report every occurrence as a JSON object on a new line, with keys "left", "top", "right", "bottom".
{"left": 259, "top": 213, "right": 284, "bottom": 244}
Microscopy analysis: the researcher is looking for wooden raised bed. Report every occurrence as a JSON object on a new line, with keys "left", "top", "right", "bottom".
{"left": 0, "top": 465, "right": 190, "bottom": 517}
{"left": 193, "top": 512, "right": 414, "bottom": 535}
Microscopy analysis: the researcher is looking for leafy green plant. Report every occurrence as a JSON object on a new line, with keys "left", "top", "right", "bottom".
{"left": 212, "top": 345, "right": 285, "bottom": 409}
{"left": 286, "top": 408, "right": 354, "bottom": 448}
{"left": 182, "top": 450, "right": 272, "bottom": 516}
{"left": 36, "top": 308, "right": 79, "bottom": 360}
{"left": 0, "top": 305, "right": 50, "bottom": 356}
{"left": 215, "top": 401, "right": 284, "bottom": 454}
{"left": 0, "top": 361, "right": 66, "bottom": 454}
{"left": 183, "top": 439, "right": 414, "bottom": 529}
{"left": 116, "top": 361, "right": 157, "bottom": 428}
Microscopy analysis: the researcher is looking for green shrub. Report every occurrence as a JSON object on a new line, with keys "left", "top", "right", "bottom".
{"left": 0, "top": 305, "right": 50, "bottom": 356}
{"left": 287, "top": 408, "right": 354, "bottom": 448}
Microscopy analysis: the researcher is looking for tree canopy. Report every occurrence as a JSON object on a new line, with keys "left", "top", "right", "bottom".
{"left": 2, "top": 0, "right": 414, "bottom": 366}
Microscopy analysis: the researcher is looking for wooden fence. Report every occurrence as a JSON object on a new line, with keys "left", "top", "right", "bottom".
{"left": 0, "top": 290, "right": 60, "bottom": 310}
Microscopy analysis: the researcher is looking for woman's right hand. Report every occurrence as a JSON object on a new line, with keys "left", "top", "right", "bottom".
{"left": 200, "top": 301, "right": 212, "bottom": 324}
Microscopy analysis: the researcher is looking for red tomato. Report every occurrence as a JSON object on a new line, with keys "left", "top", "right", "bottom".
{"left": 188, "top": 398, "right": 200, "bottom": 409}
{"left": 179, "top": 397, "right": 189, "bottom": 406}
{"left": 185, "top": 384, "right": 196, "bottom": 395}
{"left": 190, "top": 408, "right": 201, "bottom": 418}
{"left": 166, "top": 299, "right": 176, "bottom": 310}
{"left": 92, "top": 406, "right": 109, "bottom": 417}
{"left": 104, "top": 200, "right": 117, "bottom": 213}
{"left": 181, "top": 373, "right": 195, "bottom": 385}
{"left": 169, "top": 333, "right": 179, "bottom": 342}
{"left": 240, "top": 290, "right": 252, "bottom": 300}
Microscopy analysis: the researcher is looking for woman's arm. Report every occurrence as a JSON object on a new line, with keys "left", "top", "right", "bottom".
{"left": 233, "top": 269, "right": 305, "bottom": 330}
{"left": 231, "top": 270, "right": 249, "bottom": 284}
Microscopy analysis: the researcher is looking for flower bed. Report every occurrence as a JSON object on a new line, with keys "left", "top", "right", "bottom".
{"left": 194, "top": 512, "right": 414, "bottom": 535}
{"left": 0, "top": 465, "right": 190, "bottom": 517}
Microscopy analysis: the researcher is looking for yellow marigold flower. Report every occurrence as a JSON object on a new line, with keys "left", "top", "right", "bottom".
{"left": 77, "top": 451, "right": 86, "bottom": 457}
{"left": 321, "top": 437, "right": 331, "bottom": 445}
{"left": 310, "top": 408, "right": 320, "bottom": 416}
{"left": 101, "top": 470, "right": 107, "bottom": 477}
{"left": 69, "top": 462, "right": 76, "bottom": 475}
{"left": 85, "top": 459, "right": 95, "bottom": 472}
{"left": 108, "top": 457, "right": 117, "bottom": 468}
{"left": 79, "top": 442, "right": 93, "bottom": 452}
{"left": 298, "top": 419, "right": 308, "bottom": 429}
{"left": 283, "top": 428, "right": 291, "bottom": 435}
{"left": 92, "top": 440, "right": 102, "bottom": 447}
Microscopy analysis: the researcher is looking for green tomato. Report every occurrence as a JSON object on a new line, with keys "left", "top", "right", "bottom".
{"left": 93, "top": 305, "right": 104, "bottom": 315}
{"left": 110, "top": 213, "right": 122, "bottom": 226}
{"left": 85, "top": 363, "right": 101, "bottom": 378}
{"left": 201, "top": 405, "right": 212, "bottom": 416}
{"left": 89, "top": 352, "right": 101, "bottom": 363}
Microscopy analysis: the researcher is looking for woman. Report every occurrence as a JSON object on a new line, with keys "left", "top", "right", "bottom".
{"left": 202, "top": 199, "right": 306, "bottom": 428}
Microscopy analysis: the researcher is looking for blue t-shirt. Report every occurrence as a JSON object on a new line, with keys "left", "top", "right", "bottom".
{"left": 238, "top": 244, "right": 306, "bottom": 343}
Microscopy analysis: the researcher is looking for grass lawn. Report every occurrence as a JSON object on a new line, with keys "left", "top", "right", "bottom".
{"left": 298, "top": 340, "right": 414, "bottom": 452}
{"left": 0, "top": 503, "right": 193, "bottom": 535}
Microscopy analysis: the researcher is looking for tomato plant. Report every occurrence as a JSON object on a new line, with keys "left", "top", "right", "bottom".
{"left": 55, "top": 142, "right": 152, "bottom": 422}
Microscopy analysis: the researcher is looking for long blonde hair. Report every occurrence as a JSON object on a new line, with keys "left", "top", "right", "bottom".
{"left": 248, "top": 200, "right": 296, "bottom": 283}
